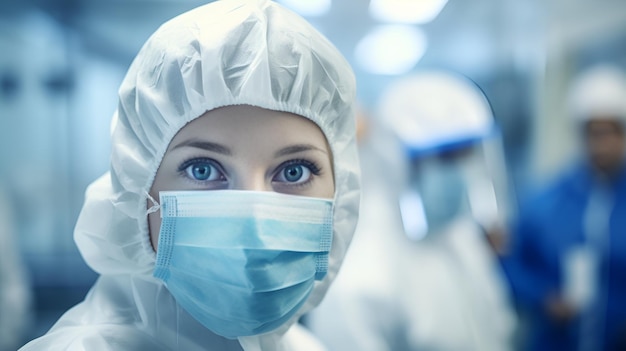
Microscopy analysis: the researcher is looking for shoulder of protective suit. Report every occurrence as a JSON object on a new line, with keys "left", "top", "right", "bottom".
{"left": 19, "top": 325, "right": 169, "bottom": 351}
{"left": 282, "top": 323, "right": 328, "bottom": 351}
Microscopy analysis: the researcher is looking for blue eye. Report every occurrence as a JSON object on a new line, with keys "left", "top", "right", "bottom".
{"left": 183, "top": 161, "right": 222, "bottom": 181}
{"left": 275, "top": 163, "right": 312, "bottom": 184}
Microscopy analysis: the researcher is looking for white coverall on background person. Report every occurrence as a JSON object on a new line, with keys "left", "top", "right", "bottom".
{"left": 307, "top": 70, "right": 516, "bottom": 351}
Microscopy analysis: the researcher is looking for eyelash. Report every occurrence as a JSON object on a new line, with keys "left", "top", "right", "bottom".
{"left": 176, "top": 157, "right": 323, "bottom": 188}
{"left": 273, "top": 158, "right": 322, "bottom": 187}
{"left": 177, "top": 157, "right": 227, "bottom": 185}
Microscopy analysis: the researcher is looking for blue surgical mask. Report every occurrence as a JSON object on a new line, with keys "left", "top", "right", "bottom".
{"left": 410, "top": 158, "right": 468, "bottom": 236}
{"left": 153, "top": 190, "right": 334, "bottom": 339}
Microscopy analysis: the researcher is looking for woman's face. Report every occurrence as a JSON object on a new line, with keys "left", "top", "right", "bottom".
{"left": 148, "top": 105, "right": 335, "bottom": 250}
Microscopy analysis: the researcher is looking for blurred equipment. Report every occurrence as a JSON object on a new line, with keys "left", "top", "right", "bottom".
{"left": 0, "top": 8, "right": 93, "bottom": 343}
{"left": 0, "top": 186, "right": 32, "bottom": 351}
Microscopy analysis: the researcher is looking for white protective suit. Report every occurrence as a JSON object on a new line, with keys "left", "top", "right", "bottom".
{"left": 19, "top": 0, "right": 359, "bottom": 350}
{"left": 307, "top": 71, "right": 515, "bottom": 351}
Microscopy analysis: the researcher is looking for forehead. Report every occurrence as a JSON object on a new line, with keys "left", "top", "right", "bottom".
{"left": 169, "top": 104, "right": 330, "bottom": 150}
{"left": 585, "top": 118, "right": 624, "bottom": 134}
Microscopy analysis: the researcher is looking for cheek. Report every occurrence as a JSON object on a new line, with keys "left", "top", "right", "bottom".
{"left": 613, "top": 136, "right": 626, "bottom": 153}
{"left": 148, "top": 209, "right": 162, "bottom": 251}
{"left": 592, "top": 137, "right": 623, "bottom": 154}
{"left": 327, "top": 172, "right": 336, "bottom": 198}
{"left": 317, "top": 170, "right": 335, "bottom": 199}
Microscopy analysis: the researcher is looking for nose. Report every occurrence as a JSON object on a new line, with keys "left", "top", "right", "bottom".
{"left": 231, "top": 169, "right": 271, "bottom": 192}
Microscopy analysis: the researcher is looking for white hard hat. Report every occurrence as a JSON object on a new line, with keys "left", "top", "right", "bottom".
{"left": 377, "top": 70, "right": 495, "bottom": 157}
{"left": 568, "top": 64, "right": 626, "bottom": 124}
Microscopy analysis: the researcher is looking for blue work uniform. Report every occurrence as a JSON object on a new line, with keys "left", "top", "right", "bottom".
{"left": 503, "top": 162, "right": 626, "bottom": 351}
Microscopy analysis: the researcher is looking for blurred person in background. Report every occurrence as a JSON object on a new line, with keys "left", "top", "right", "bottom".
{"left": 18, "top": 0, "right": 360, "bottom": 350}
{"left": 307, "top": 70, "right": 516, "bottom": 351}
{"left": 0, "top": 186, "right": 32, "bottom": 351}
{"left": 503, "top": 64, "right": 626, "bottom": 351}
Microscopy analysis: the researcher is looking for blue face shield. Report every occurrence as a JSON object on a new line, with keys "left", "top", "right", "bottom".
{"left": 415, "top": 158, "right": 467, "bottom": 233}
{"left": 400, "top": 150, "right": 471, "bottom": 240}
{"left": 153, "top": 190, "right": 334, "bottom": 339}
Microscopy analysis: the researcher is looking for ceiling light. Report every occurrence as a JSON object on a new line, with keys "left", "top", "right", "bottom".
{"left": 277, "top": 0, "right": 331, "bottom": 17}
{"left": 354, "top": 25, "right": 427, "bottom": 75}
{"left": 369, "top": 0, "right": 448, "bottom": 24}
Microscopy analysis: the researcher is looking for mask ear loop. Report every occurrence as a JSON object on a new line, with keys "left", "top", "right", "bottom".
{"left": 147, "top": 190, "right": 179, "bottom": 346}
{"left": 146, "top": 191, "right": 161, "bottom": 215}
{"left": 176, "top": 300, "right": 181, "bottom": 348}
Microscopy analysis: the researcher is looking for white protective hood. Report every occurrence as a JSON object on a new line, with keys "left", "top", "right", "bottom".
{"left": 20, "top": 0, "right": 359, "bottom": 350}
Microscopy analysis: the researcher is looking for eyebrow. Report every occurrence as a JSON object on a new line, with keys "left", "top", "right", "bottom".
{"left": 170, "top": 139, "right": 232, "bottom": 155}
{"left": 274, "top": 144, "right": 328, "bottom": 158}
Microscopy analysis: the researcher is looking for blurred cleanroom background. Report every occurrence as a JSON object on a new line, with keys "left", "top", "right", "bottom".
{"left": 0, "top": 0, "right": 625, "bottom": 348}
